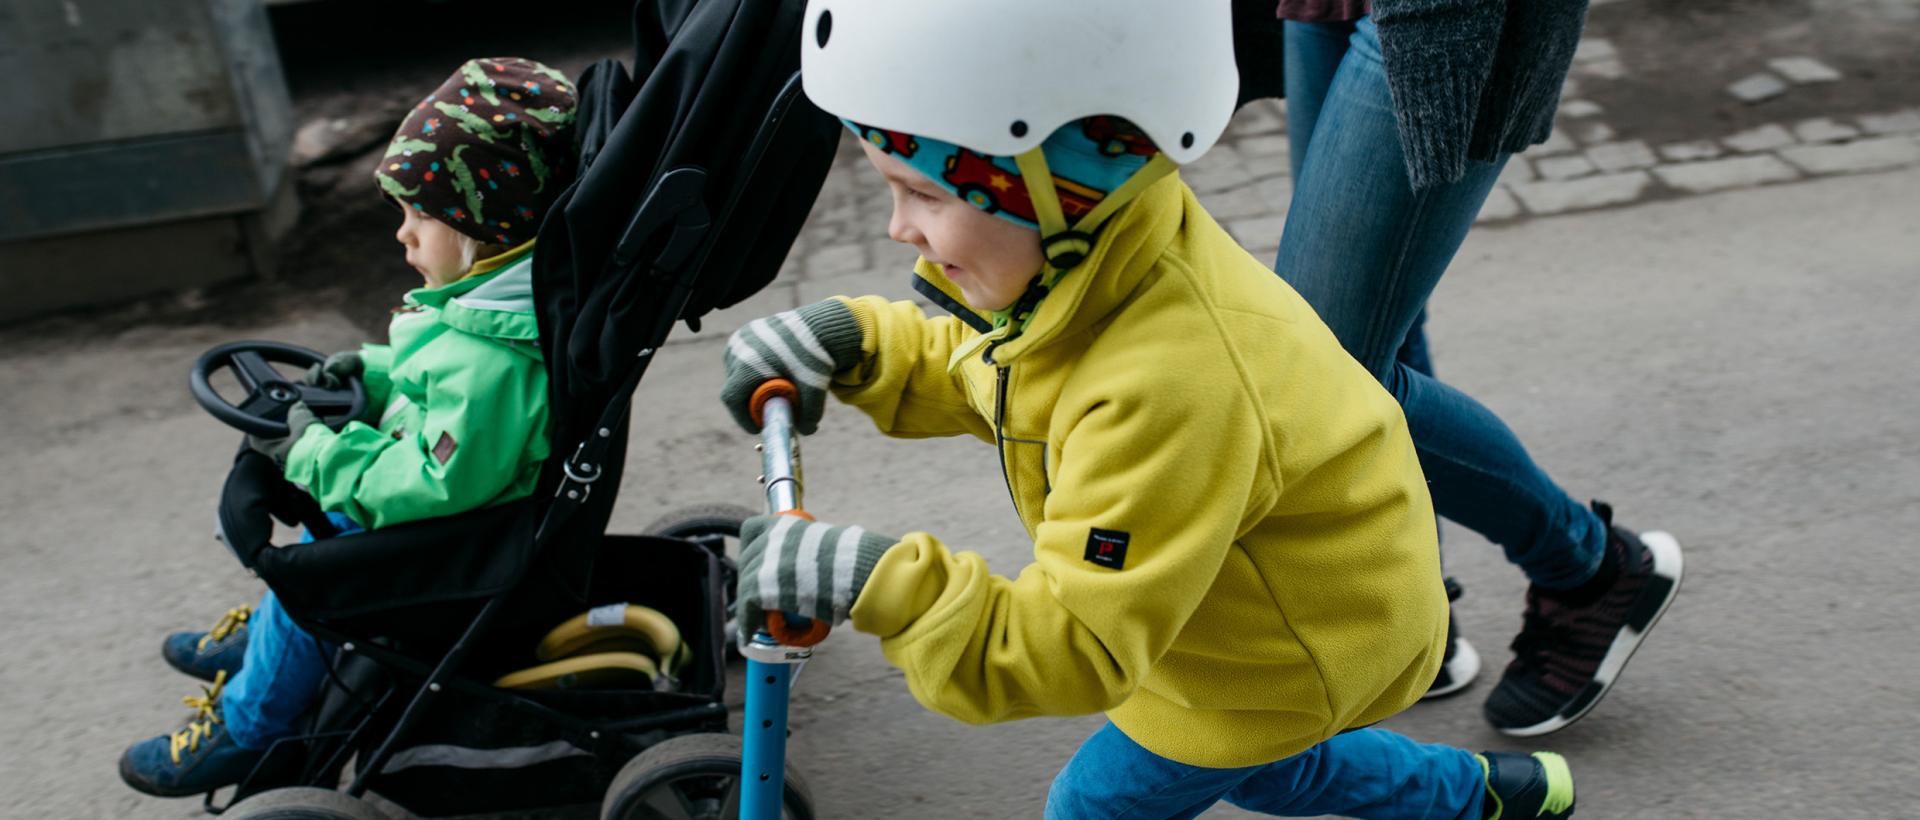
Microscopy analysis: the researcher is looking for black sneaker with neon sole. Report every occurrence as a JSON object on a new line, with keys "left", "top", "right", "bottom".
{"left": 1484, "top": 502, "right": 1683, "bottom": 736}
{"left": 1479, "top": 751, "right": 1575, "bottom": 819}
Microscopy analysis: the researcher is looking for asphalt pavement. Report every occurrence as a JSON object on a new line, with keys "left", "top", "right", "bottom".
{"left": 2, "top": 159, "right": 1916, "bottom": 817}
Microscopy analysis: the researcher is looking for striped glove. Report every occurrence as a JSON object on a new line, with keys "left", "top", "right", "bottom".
{"left": 720, "top": 299, "right": 865, "bottom": 434}
{"left": 735, "top": 513, "right": 897, "bottom": 641}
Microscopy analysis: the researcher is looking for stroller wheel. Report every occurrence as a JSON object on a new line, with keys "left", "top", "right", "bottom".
{"left": 602, "top": 733, "right": 814, "bottom": 820}
{"left": 646, "top": 503, "right": 756, "bottom": 659}
{"left": 224, "top": 786, "right": 392, "bottom": 819}
{"left": 644, "top": 503, "right": 758, "bottom": 548}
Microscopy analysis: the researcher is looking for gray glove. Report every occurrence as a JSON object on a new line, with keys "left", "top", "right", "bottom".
{"left": 720, "top": 300, "right": 866, "bottom": 434}
{"left": 735, "top": 513, "right": 897, "bottom": 641}
{"left": 247, "top": 401, "right": 321, "bottom": 467}
{"left": 303, "top": 350, "right": 363, "bottom": 390}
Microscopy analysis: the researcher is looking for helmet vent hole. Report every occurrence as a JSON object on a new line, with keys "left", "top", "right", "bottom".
{"left": 1010, "top": 120, "right": 1029, "bottom": 138}
{"left": 1181, "top": 132, "right": 1195, "bottom": 149}
{"left": 815, "top": 10, "right": 832, "bottom": 48}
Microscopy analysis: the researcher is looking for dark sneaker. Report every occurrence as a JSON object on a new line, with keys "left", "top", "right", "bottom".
{"left": 1425, "top": 577, "right": 1481, "bottom": 700}
{"left": 1478, "top": 751, "right": 1575, "bottom": 819}
{"left": 119, "top": 671, "right": 265, "bottom": 797}
{"left": 1485, "top": 502, "right": 1683, "bottom": 736}
{"left": 162, "top": 605, "right": 251, "bottom": 682}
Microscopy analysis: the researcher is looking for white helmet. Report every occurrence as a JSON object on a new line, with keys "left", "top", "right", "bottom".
{"left": 800, "top": 0, "right": 1239, "bottom": 166}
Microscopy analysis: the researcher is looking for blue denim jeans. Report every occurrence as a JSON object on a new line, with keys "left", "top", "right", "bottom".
{"left": 222, "top": 513, "right": 360, "bottom": 750}
{"left": 1045, "top": 723, "right": 1485, "bottom": 819}
{"left": 1275, "top": 17, "right": 1605, "bottom": 588}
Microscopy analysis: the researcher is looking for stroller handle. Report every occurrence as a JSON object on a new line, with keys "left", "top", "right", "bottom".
{"left": 754, "top": 379, "right": 833, "bottom": 648}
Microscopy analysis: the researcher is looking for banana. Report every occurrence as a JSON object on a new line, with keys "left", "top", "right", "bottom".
{"left": 492, "top": 651, "right": 661, "bottom": 691}
{"left": 535, "top": 603, "right": 687, "bottom": 675}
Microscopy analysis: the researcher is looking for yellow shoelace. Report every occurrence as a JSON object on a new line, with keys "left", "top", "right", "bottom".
{"left": 195, "top": 606, "right": 252, "bottom": 651}
{"left": 168, "top": 670, "right": 228, "bottom": 764}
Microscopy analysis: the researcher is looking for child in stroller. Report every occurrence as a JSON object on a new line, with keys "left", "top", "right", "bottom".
{"left": 120, "top": 56, "right": 578, "bottom": 799}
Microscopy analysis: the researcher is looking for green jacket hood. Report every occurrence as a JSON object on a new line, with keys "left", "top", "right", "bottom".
{"left": 405, "top": 248, "right": 540, "bottom": 343}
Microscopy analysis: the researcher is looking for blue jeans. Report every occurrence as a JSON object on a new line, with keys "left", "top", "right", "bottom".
{"left": 1275, "top": 17, "right": 1604, "bottom": 588}
{"left": 1045, "top": 723, "right": 1485, "bottom": 819}
{"left": 223, "top": 513, "right": 360, "bottom": 750}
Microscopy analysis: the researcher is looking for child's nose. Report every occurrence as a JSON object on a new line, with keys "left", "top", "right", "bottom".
{"left": 887, "top": 209, "right": 921, "bottom": 247}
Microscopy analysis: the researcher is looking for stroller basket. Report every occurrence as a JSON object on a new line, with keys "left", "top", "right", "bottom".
{"left": 347, "top": 535, "right": 730, "bottom": 817}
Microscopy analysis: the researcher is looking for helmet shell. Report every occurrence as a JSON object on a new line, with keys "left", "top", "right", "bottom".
{"left": 800, "top": 0, "right": 1239, "bottom": 166}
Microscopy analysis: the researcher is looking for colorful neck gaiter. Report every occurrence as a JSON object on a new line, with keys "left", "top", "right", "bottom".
{"left": 843, "top": 116, "right": 1160, "bottom": 230}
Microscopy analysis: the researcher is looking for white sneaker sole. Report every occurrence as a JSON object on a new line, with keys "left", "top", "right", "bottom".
{"left": 1423, "top": 637, "right": 1481, "bottom": 700}
{"left": 1498, "top": 530, "right": 1685, "bottom": 737}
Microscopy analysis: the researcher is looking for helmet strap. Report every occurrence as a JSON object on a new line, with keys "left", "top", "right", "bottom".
{"left": 983, "top": 148, "right": 1179, "bottom": 340}
{"left": 950, "top": 148, "right": 1182, "bottom": 370}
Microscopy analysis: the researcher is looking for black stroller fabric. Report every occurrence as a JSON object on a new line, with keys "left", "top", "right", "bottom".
{"left": 226, "top": 0, "right": 838, "bottom": 631}
{"left": 219, "top": 451, "right": 538, "bottom": 645}
{"left": 537, "top": 0, "right": 840, "bottom": 402}
{"left": 528, "top": 0, "right": 840, "bottom": 605}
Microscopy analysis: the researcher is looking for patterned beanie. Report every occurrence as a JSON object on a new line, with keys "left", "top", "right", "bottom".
{"left": 375, "top": 57, "right": 578, "bottom": 246}
{"left": 844, "top": 116, "right": 1160, "bottom": 231}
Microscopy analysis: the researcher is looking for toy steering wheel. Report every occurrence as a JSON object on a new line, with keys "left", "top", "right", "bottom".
{"left": 189, "top": 341, "right": 368, "bottom": 438}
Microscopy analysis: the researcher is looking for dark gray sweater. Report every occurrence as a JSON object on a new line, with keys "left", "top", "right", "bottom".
{"left": 1370, "top": 0, "right": 1590, "bottom": 189}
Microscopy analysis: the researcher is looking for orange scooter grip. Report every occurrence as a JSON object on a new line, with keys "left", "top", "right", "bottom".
{"left": 749, "top": 378, "right": 801, "bottom": 429}
{"left": 766, "top": 611, "right": 831, "bottom": 647}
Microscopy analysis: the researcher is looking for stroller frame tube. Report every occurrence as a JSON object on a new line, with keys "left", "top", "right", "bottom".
{"left": 344, "top": 595, "right": 506, "bottom": 798}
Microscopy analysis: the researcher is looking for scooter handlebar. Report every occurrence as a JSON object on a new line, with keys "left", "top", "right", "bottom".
{"left": 749, "top": 378, "right": 801, "bottom": 430}
{"left": 754, "top": 382, "right": 832, "bottom": 648}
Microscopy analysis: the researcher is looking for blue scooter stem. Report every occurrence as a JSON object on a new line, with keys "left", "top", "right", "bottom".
{"left": 740, "top": 383, "right": 821, "bottom": 818}
{"left": 742, "top": 634, "right": 798, "bottom": 819}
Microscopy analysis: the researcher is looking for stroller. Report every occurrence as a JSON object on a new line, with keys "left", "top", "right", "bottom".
{"left": 182, "top": 0, "right": 841, "bottom": 816}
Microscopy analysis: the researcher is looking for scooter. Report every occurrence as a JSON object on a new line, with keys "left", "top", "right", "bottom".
{"left": 740, "top": 379, "right": 832, "bottom": 820}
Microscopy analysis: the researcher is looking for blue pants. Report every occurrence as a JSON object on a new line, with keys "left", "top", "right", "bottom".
{"left": 222, "top": 513, "right": 360, "bottom": 750}
{"left": 1275, "top": 17, "right": 1605, "bottom": 588}
{"left": 1045, "top": 724, "right": 1485, "bottom": 819}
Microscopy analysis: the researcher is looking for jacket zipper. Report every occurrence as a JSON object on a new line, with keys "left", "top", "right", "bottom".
{"left": 993, "top": 365, "right": 1023, "bottom": 522}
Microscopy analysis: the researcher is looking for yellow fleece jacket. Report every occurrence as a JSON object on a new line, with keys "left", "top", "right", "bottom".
{"left": 834, "top": 174, "right": 1446, "bottom": 768}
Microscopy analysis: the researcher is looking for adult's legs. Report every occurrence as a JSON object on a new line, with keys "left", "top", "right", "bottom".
{"left": 1286, "top": 21, "right": 1440, "bottom": 382}
{"left": 1282, "top": 19, "right": 1357, "bottom": 180}
{"left": 1273, "top": 16, "right": 1605, "bottom": 588}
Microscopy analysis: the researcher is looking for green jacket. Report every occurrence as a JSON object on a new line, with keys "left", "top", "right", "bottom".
{"left": 285, "top": 249, "right": 551, "bottom": 530}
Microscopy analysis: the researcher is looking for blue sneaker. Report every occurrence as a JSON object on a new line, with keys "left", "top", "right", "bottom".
{"left": 1478, "top": 751, "right": 1575, "bottom": 819}
{"left": 118, "top": 672, "right": 265, "bottom": 797}
{"left": 162, "top": 605, "right": 250, "bottom": 682}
